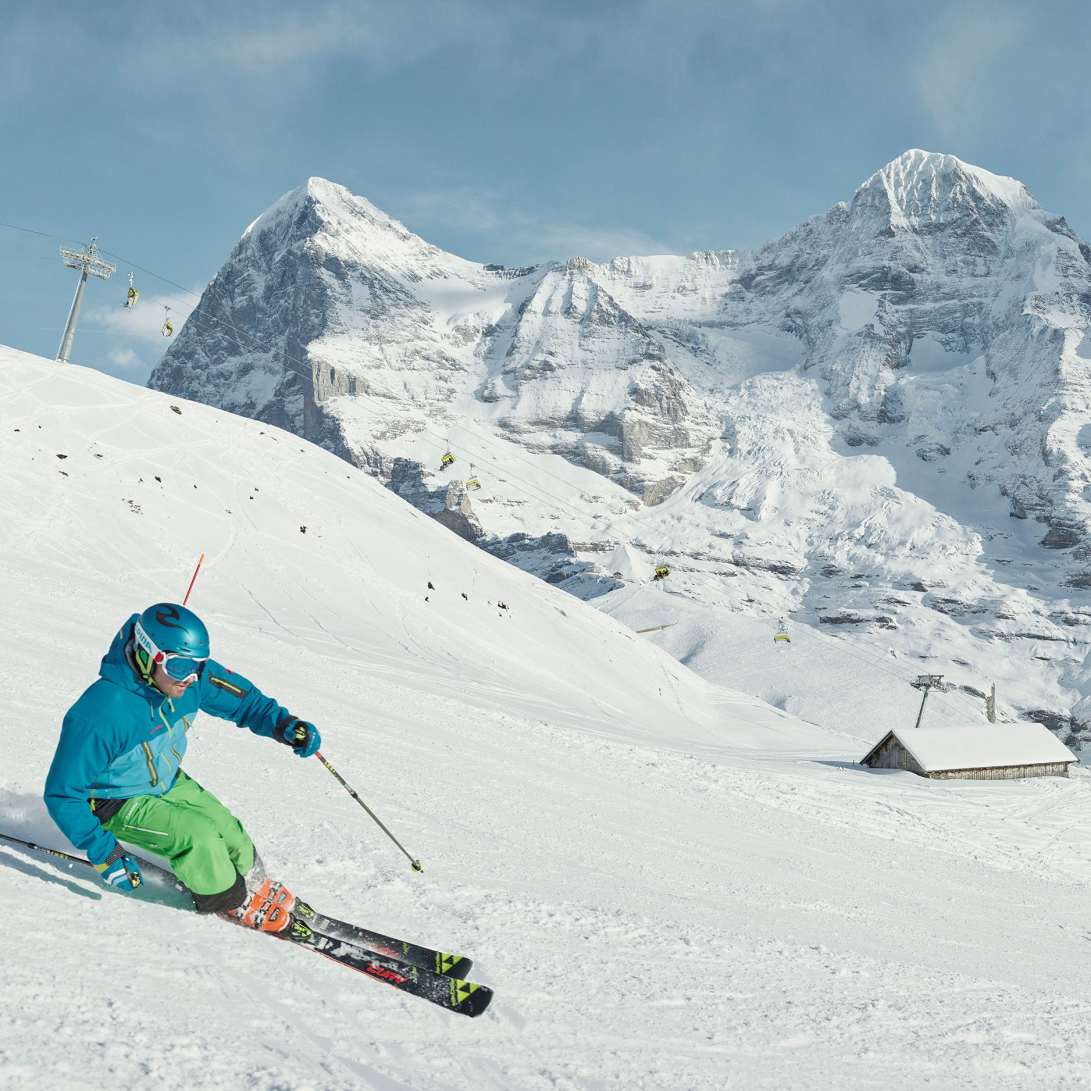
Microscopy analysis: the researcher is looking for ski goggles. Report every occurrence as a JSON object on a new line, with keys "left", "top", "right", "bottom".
{"left": 133, "top": 620, "right": 208, "bottom": 681}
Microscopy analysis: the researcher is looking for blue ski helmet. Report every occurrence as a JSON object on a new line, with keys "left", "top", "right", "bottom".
{"left": 138, "top": 603, "right": 209, "bottom": 657}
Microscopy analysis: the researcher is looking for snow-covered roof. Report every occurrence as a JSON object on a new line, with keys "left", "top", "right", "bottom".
{"left": 863, "top": 723, "right": 1075, "bottom": 771}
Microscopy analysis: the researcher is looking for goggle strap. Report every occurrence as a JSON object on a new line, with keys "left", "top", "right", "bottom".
{"left": 133, "top": 644, "right": 155, "bottom": 680}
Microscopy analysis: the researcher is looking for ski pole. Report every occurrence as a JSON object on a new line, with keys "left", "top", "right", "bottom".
{"left": 0, "top": 831, "right": 88, "bottom": 867}
{"left": 0, "top": 831, "right": 160, "bottom": 889}
{"left": 315, "top": 751, "right": 423, "bottom": 872}
{"left": 182, "top": 551, "right": 205, "bottom": 606}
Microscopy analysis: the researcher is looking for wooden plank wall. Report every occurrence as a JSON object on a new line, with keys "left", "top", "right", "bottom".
{"left": 928, "top": 762, "right": 1070, "bottom": 780}
{"left": 865, "top": 737, "right": 924, "bottom": 774}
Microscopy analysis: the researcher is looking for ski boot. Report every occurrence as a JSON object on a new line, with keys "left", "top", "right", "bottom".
{"left": 222, "top": 878, "right": 296, "bottom": 935}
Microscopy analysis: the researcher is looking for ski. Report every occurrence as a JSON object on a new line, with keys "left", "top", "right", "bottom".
{"left": 1, "top": 833, "right": 481, "bottom": 999}
{"left": 293, "top": 898, "right": 473, "bottom": 978}
{"left": 283, "top": 916, "right": 493, "bottom": 1017}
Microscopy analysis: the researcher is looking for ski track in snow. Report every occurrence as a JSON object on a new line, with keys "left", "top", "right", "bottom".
{"left": 4, "top": 346, "right": 1091, "bottom": 1089}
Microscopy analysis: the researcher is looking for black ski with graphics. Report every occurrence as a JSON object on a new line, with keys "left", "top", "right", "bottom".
{"left": 283, "top": 915, "right": 493, "bottom": 1017}
{"left": 1, "top": 833, "right": 477, "bottom": 981}
{"left": 292, "top": 898, "right": 473, "bottom": 978}
{"left": 1, "top": 833, "right": 484, "bottom": 1006}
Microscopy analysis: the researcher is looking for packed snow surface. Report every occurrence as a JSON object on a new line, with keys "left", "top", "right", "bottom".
{"left": 7, "top": 345, "right": 1091, "bottom": 1089}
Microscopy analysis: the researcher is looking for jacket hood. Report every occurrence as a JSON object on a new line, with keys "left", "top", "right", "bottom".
{"left": 99, "top": 614, "right": 154, "bottom": 697}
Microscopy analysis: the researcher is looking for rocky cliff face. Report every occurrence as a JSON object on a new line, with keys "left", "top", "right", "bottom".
{"left": 151, "top": 178, "right": 714, "bottom": 504}
{"left": 148, "top": 153, "right": 1091, "bottom": 741}
{"left": 722, "top": 151, "right": 1091, "bottom": 564}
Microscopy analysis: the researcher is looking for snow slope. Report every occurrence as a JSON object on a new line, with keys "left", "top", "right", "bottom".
{"left": 6, "top": 345, "right": 1091, "bottom": 1089}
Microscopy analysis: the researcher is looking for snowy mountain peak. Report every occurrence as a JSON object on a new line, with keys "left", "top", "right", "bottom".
{"left": 242, "top": 175, "right": 427, "bottom": 259}
{"left": 855, "top": 148, "right": 1035, "bottom": 231}
{"left": 303, "top": 174, "right": 351, "bottom": 201}
{"left": 151, "top": 155, "right": 1091, "bottom": 744}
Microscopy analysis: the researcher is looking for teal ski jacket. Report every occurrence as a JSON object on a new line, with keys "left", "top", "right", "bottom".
{"left": 44, "top": 614, "right": 295, "bottom": 866}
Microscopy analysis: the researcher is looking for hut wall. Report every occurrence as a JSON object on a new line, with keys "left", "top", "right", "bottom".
{"left": 865, "top": 736, "right": 924, "bottom": 775}
{"left": 927, "top": 762, "right": 1071, "bottom": 781}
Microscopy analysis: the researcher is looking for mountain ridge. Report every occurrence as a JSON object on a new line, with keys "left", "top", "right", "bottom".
{"left": 148, "top": 150, "right": 1091, "bottom": 743}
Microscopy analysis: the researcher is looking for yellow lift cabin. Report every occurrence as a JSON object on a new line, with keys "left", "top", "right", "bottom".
{"left": 439, "top": 451, "right": 456, "bottom": 471}
{"left": 773, "top": 619, "right": 791, "bottom": 644}
{"left": 653, "top": 564, "right": 671, "bottom": 581}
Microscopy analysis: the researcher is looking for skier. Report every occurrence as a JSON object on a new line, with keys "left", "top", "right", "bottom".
{"left": 43, "top": 603, "right": 321, "bottom": 933}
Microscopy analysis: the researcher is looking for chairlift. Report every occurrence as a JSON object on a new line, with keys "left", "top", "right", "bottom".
{"left": 124, "top": 272, "right": 139, "bottom": 309}
{"left": 652, "top": 564, "right": 671, "bottom": 581}
{"left": 439, "top": 438, "right": 457, "bottom": 470}
{"left": 161, "top": 305, "right": 174, "bottom": 337}
{"left": 773, "top": 618, "right": 791, "bottom": 644}
{"left": 465, "top": 464, "right": 481, "bottom": 491}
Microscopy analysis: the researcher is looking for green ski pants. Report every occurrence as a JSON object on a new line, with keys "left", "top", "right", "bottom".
{"left": 102, "top": 769, "right": 255, "bottom": 896}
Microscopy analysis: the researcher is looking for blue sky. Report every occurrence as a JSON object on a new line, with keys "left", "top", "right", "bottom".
{"left": 4, "top": 0, "right": 1091, "bottom": 382}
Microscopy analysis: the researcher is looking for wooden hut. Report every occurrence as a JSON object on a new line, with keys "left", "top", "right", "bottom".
{"left": 860, "top": 723, "right": 1076, "bottom": 781}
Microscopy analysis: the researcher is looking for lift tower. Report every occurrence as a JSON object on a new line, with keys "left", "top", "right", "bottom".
{"left": 57, "top": 237, "right": 115, "bottom": 363}
{"left": 911, "top": 674, "right": 946, "bottom": 730}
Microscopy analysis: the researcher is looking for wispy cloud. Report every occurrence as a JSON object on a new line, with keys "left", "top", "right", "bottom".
{"left": 911, "top": 4, "right": 1031, "bottom": 144}
{"left": 397, "top": 187, "right": 676, "bottom": 264}
{"left": 82, "top": 288, "right": 198, "bottom": 382}
{"left": 526, "top": 220, "right": 676, "bottom": 263}
{"left": 107, "top": 347, "right": 140, "bottom": 371}
{"left": 0, "top": 2, "right": 492, "bottom": 104}
{"left": 119, "top": 1, "right": 490, "bottom": 90}
{"left": 397, "top": 188, "right": 506, "bottom": 236}
{"left": 2, "top": 1, "right": 816, "bottom": 104}
{"left": 89, "top": 289, "right": 196, "bottom": 345}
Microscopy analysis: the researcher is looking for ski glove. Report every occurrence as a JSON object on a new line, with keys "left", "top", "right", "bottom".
{"left": 277, "top": 718, "right": 321, "bottom": 758}
{"left": 95, "top": 846, "right": 143, "bottom": 891}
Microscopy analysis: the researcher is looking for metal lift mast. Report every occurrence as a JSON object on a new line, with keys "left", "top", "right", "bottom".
{"left": 911, "top": 674, "right": 946, "bottom": 730}
{"left": 57, "top": 237, "right": 115, "bottom": 363}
